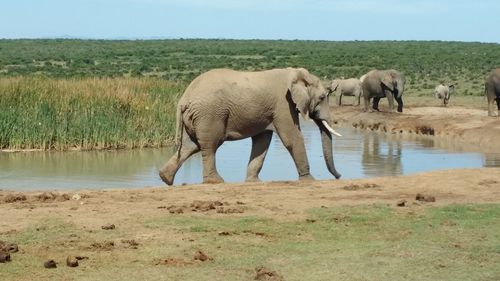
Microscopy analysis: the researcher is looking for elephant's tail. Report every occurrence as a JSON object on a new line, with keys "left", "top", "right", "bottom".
{"left": 175, "top": 104, "right": 183, "bottom": 159}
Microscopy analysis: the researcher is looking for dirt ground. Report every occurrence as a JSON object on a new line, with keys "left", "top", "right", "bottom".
{"left": 1, "top": 104, "right": 500, "bottom": 228}
{"left": 1, "top": 104, "right": 500, "bottom": 280}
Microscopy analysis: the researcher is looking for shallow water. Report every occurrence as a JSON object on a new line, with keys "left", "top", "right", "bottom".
{"left": 1, "top": 120, "right": 499, "bottom": 190}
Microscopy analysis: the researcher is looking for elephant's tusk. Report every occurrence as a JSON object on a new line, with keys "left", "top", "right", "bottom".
{"left": 321, "top": 120, "right": 342, "bottom": 137}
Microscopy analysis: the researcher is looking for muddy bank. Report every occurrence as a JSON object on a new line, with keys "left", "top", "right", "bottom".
{"left": 332, "top": 106, "right": 500, "bottom": 152}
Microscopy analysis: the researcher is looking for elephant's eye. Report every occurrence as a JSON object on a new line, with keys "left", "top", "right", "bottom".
{"left": 319, "top": 94, "right": 326, "bottom": 101}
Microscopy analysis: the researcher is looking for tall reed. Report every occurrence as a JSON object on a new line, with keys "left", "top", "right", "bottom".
{"left": 0, "top": 77, "right": 185, "bottom": 150}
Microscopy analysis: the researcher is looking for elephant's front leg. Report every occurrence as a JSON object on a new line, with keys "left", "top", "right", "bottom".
{"left": 372, "top": 97, "right": 381, "bottom": 112}
{"left": 496, "top": 96, "right": 500, "bottom": 116}
{"left": 363, "top": 95, "right": 371, "bottom": 112}
{"left": 246, "top": 130, "right": 273, "bottom": 182}
{"left": 395, "top": 95, "right": 404, "bottom": 113}
{"left": 385, "top": 91, "right": 395, "bottom": 112}
{"left": 274, "top": 121, "right": 313, "bottom": 180}
{"left": 487, "top": 98, "right": 497, "bottom": 117}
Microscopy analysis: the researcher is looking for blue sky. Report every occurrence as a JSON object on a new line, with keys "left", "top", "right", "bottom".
{"left": 1, "top": 0, "right": 499, "bottom": 42}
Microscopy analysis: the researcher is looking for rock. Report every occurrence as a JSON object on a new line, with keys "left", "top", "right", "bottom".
{"left": 193, "top": 250, "right": 212, "bottom": 262}
{"left": 72, "top": 193, "right": 82, "bottom": 201}
{"left": 416, "top": 193, "right": 436, "bottom": 202}
{"left": 397, "top": 200, "right": 408, "bottom": 207}
{"left": 0, "top": 251, "right": 11, "bottom": 263}
{"left": 3, "top": 194, "right": 27, "bottom": 203}
{"left": 101, "top": 224, "right": 115, "bottom": 230}
{"left": 44, "top": 260, "right": 57, "bottom": 268}
{"left": 66, "top": 256, "right": 79, "bottom": 267}
{"left": 0, "top": 241, "right": 18, "bottom": 253}
{"left": 254, "top": 266, "right": 283, "bottom": 281}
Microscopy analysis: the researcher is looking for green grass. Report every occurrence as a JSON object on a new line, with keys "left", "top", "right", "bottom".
{"left": 2, "top": 204, "right": 499, "bottom": 280}
{"left": 1, "top": 39, "right": 500, "bottom": 150}
{"left": 0, "top": 77, "right": 185, "bottom": 150}
{"left": 1, "top": 39, "right": 500, "bottom": 91}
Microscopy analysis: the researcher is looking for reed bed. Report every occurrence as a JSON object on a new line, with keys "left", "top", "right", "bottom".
{"left": 0, "top": 77, "right": 185, "bottom": 150}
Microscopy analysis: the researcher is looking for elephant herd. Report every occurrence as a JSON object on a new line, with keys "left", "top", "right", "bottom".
{"left": 159, "top": 67, "right": 500, "bottom": 185}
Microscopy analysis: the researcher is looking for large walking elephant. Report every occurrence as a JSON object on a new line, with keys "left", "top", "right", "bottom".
{"left": 159, "top": 68, "right": 342, "bottom": 185}
{"left": 434, "top": 84, "right": 455, "bottom": 107}
{"left": 361, "top": 69, "right": 406, "bottom": 113}
{"left": 485, "top": 68, "right": 500, "bottom": 117}
{"left": 330, "top": 78, "right": 363, "bottom": 106}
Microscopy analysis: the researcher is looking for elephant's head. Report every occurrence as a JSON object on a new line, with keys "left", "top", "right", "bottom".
{"left": 381, "top": 71, "right": 405, "bottom": 99}
{"left": 288, "top": 68, "right": 342, "bottom": 179}
{"left": 329, "top": 79, "right": 341, "bottom": 93}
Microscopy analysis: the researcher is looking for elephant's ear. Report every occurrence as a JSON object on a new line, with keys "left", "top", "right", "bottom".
{"left": 330, "top": 80, "right": 340, "bottom": 92}
{"left": 290, "top": 68, "right": 312, "bottom": 118}
{"left": 381, "top": 73, "right": 394, "bottom": 91}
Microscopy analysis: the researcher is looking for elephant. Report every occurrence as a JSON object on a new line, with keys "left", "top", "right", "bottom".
{"left": 485, "top": 68, "right": 500, "bottom": 117}
{"left": 434, "top": 84, "right": 454, "bottom": 107}
{"left": 361, "top": 69, "right": 406, "bottom": 113}
{"left": 159, "top": 68, "right": 342, "bottom": 185}
{"left": 330, "top": 78, "right": 363, "bottom": 106}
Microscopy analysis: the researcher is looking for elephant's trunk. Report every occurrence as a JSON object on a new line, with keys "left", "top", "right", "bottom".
{"left": 314, "top": 119, "right": 341, "bottom": 179}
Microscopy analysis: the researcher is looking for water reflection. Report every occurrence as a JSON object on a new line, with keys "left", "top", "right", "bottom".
{"left": 362, "top": 133, "right": 403, "bottom": 177}
{"left": 0, "top": 121, "right": 498, "bottom": 190}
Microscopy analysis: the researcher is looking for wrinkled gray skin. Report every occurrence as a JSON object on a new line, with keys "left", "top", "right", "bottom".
{"left": 434, "top": 84, "right": 454, "bottom": 107}
{"left": 330, "top": 78, "right": 363, "bottom": 106}
{"left": 361, "top": 69, "right": 406, "bottom": 113}
{"left": 159, "top": 68, "right": 341, "bottom": 185}
{"left": 485, "top": 68, "right": 500, "bottom": 117}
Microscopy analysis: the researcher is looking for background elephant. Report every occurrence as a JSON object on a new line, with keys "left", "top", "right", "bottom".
{"left": 159, "top": 68, "right": 342, "bottom": 185}
{"left": 330, "top": 78, "right": 363, "bottom": 106}
{"left": 361, "top": 69, "right": 406, "bottom": 113}
{"left": 434, "top": 84, "right": 454, "bottom": 106}
{"left": 485, "top": 68, "right": 500, "bottom": 117}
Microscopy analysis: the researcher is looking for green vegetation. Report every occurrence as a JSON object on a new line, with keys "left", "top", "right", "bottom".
{"left": 2, "top": 204, "right": 499, "bottom": 280}
{"left": 0, "top": 77, "right": 184, "bottom": 150}
{"left": 1, "top": 39, "right": 499, "bottom": 149}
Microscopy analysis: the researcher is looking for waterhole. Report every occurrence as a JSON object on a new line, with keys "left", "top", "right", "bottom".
{"left": 1, "top": 120, "right": 499, "bottom": 190}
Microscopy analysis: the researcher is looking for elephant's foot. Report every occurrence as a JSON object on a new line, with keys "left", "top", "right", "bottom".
{"left": 203, "top": 175, "right": 224, "bottom": 184}
{"left": 245, "top": 176, "right": 262, "bottom": 183}
{"left": 299, "top": 174, "right": 315, "bottom": 181}
{"left": 159, "top": 169, "right": 174, "bottom": 186}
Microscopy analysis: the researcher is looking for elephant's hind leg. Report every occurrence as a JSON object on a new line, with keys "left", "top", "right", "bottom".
{"left": 246, "top": 130, "right": 273, "bottom": 182}
{"left": 159, "top": 133, "right": 200, "bottom": 185}
{"left": 200, "top": 146, "right": 224, "bottom": 184}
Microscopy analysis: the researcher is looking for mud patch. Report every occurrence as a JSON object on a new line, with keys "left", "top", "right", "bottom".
{"left": 478, "top": 179, "right": 498, "bottom": 186}
{"left": 194, "top": 250, "right": 212, "bottom": 262}
{"left": 216, "top": 206, "right": 245, "bottom": 214}
{"left": 35, "top": 192, "right": 70, "bottom": 202}
{"left": 254, "top": 266, "right": 284, "bottom": 281}
{"left": 191, "top": 200, "right": 223, "bottom": 212}
{"left": 416, "top": 193, "right": 436, "bottom": 202}
{"left": 342, "top": 183, "right": 380, "bottom": 191}
{"left": 121, "top": 239, "right": 139, "bottom": 249}
{"left": 416, "top": 125, "right": 435, "bottom": 135}
{"left": 0, "top": 241, "right": 19, "bottom": 253}
{"left": 88, "top": 241, "right": 115, "bottom": 251}
{"left": 163, "top": 200, "right": 245, "bottom": 214}
{"left": 154, "top": 257, "right": 194, "bottom": 266}
{"left": 3, "top": 194, "right": 27, "bottom": 203}
{"left": 101, "top": 223, "right": 115, "bottom": 230}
